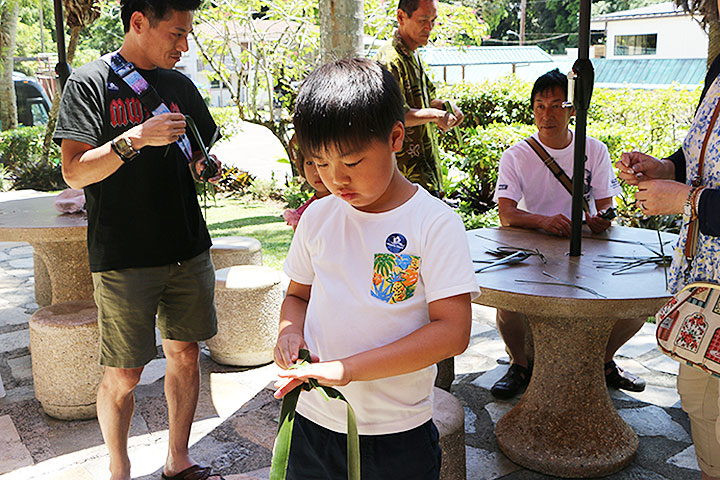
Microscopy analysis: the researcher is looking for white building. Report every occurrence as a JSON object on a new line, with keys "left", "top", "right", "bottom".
{"left": 591, "top": 2, "right": 707, "bottom": 60}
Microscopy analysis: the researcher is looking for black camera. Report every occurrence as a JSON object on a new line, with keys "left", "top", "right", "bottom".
{"left": 598, "top": 207, "right": 617, "bottom": 220}
{"left": 185, "top": 115, "right": 219, "bottom": 182}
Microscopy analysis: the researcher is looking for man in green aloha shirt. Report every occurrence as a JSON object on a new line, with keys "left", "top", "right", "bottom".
{"left": 376, "top": 0, "right": 463, "bottom": 198}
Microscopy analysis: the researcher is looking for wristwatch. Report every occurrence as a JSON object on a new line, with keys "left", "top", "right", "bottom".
{"left": 111, "top": 135, "right": 139, "bottom": 162}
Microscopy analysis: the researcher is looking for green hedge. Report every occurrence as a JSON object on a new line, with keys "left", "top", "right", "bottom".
{"left": 439, "top": 79, "right": 701, "bottom": 229}
{"left": 0, "top": 126, "right": 65, "bottom": 191}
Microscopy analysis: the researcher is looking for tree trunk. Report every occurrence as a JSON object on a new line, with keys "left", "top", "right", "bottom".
{"left": 709, "top": 19, "right": 720, "bottom": 66}
{"left": 0, "top": 0, "right": 19, "bottom": 131}
{"left": 42, "top": 26, "right": 82, "bottom": 161}
{"left": 319, "top": 0, "right": 364, "bottom": 62}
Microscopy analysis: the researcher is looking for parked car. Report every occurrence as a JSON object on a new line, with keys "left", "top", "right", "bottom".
{"left": 0, "top": 72, "right": 51, "bottom": 129}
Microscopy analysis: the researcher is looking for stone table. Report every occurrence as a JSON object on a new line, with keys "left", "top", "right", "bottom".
{"left": 0, "top": 196, "right": 92, "bottom": 304}
{"left": 468, "top": 225, "right": 676, "bottom": 478}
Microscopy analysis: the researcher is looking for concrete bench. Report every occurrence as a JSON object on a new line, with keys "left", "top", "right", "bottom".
{"left": 210, "top": 236, "right": 262, "bottom": 270}
{"left": 206, "top": 266, "right": 282, "bottom": 366}
{"left": 29, "top": 300, "right": 104, "bottom": 420}
{"left": 433, "top": 387, "right": 466, "bottom": 480}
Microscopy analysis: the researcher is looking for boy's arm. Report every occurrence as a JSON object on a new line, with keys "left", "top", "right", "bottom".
{"left": 274, "top": 293, "right": 472, "bottom": 397}
{"left": 273, "top": 280, "right": 312, "bottom": 369}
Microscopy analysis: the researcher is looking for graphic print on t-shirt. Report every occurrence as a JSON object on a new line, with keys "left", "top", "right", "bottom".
{"left": 371, "top": 253, "right": 420, "bottom": 304}
{"left": 109, "top": 97, "right": 181, "bottom": 129}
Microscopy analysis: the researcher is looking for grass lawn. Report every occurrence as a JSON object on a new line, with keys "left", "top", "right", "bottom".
{"left": 203, "top": 194, "right": 293, "bottom": 270}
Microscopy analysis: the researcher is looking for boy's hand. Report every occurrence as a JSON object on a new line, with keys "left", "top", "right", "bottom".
{"left": 273, "top": 330, "right": 310, "bottom": 369}
{"left": 274, "top": 360, "right": 351, "bottom": 399}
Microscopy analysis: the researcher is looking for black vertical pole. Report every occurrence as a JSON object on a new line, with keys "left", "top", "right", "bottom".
{"left": 569, "top": 0, "right": 594, "bottom": 256}
{"left": 53, "top": 0, "right": 71, "bottom": 90}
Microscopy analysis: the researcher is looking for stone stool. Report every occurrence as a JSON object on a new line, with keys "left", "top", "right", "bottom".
{"left": 210, "top": 236, "right": 263, "bottom": 270}
{"left": 29, "top": 301, "right": 104, "bottom": 420}
{"left": 206, "top": 266, "right": 282, "bottom": 366}
{"left": 433, "top": 387, "right": 466, "bottom": 480}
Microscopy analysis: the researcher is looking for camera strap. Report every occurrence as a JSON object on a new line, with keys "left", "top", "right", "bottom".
{"left": 525, "top": 136, "right": 592, "bottom": 216}
{"left": 101, "top": 50, "right": 193, "bottom": 162}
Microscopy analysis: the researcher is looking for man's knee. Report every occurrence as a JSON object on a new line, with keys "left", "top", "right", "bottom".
{"left": 163, "top": 340, "right": 200, "bottom": 368}
{"left": 100, "top": 366, "right": 143, "bottom": 395}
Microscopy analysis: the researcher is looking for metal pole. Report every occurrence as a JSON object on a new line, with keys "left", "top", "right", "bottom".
{"left": 519, "top": 0, "right": 527, "bottom": 46}
{"left": 53, "top": 0, "right": 71, "bottom": 90}
{"left": 569, "top": 0, "right": 594, "bottom": 256}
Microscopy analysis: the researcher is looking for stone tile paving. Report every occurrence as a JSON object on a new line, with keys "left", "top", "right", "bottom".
{"left": 0, "top": 242, "right": 704, "bottom": 480}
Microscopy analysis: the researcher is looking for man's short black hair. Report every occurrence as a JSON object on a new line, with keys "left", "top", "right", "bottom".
{"left": 531, "top": 68, "right": 568, "bottom": 106}
{"left": 120, "top": 0, "right": 201, "bottom": 33}
{"left": 293, "top": 58, "right": 405, "bottom": 160}
{"left": 398, "top": 0, "right": 421, "bottom": 16}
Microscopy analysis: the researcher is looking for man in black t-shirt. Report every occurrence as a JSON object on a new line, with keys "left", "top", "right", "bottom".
{"left": 54, "top": 1, "right": 223, "bottom": 479}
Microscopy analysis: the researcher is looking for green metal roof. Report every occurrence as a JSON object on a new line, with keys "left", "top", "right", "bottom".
{"left": 419, "top": 46, "right": 554, "bottom": 67}
{"left": 591, "top": 58, "right": 706, "bottom": 88}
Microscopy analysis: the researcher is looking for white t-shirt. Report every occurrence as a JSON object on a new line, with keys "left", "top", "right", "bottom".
{"left": 284, "top": 186, "right": 480, "bottom": 435}
{"left": 493, "top": 131, "right": 622, "bottom": 218}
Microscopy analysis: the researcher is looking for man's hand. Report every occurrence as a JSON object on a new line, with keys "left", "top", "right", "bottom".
{"left": 615, "top": 152, "right": 674, "bottom": 186}
{"left": 127, "top": 113, "right": 187, "bottom": 149}
{"left": 539, "top": 214, "right": 572, "bottom": 237}
{"left": 434, "top": 100, "right": 464, "bottom": 132}
{"left": 635, "top": 179, "right": 690, "bottom": 216}
{"left": 586, "top": 214, "right": 612, "bottom": 234}
{"left": 191, "top": 152, "right": 222, "bottom": 183}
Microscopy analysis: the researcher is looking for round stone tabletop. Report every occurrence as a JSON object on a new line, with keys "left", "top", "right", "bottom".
{"left": 468, "top": 225, "right": 677, "bottom": 318}
{"left": 0, "top": 196, "right": 86, "bottom": 243}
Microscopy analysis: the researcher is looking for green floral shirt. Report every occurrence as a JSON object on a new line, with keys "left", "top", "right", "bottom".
{"left": 376, "top": 30, "right": 443, "bottom": 195}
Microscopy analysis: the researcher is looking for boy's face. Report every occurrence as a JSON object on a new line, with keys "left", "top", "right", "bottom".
{"left": 310, "top": 122, "right": 405, "bottom": 213}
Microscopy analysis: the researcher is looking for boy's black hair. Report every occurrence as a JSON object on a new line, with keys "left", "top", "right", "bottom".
{"left": 293, "top": 58, "right": 405, "bottom": 160}
{"left": 398, "top": 0, "right": 422, "bottom": 16}
{"left": 120, "top": 0, "right": 201, "bottom": 33}
{"left": 531, "top": 68, "right": 567, "bottom": 106}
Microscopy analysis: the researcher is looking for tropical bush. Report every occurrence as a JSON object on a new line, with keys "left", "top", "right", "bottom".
{"left": 0, "top": 126, "right": 65, "bottom": 191}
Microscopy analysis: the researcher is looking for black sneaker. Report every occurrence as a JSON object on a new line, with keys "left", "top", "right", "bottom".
{"left": 491, "top": 364, "right": 531, "bottom": 399}
{"left": 605, "top": 360, "right": 646, "bottom": 392}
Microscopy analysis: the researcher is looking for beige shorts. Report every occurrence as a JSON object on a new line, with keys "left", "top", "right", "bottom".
{"left": 677, "top": 363, "right": 720, "bottom": 476}
{"left": 92, "top": 250, "right": 217, "bottom": 369}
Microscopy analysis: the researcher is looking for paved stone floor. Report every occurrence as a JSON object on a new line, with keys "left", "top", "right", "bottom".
{"left": 0, "top": 195, "right": 704, "bottom": 479}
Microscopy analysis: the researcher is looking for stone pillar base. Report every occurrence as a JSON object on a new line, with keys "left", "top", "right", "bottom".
{"left": 210, "top": 236, "right": 263, "bottom": 270}
{"left": 206, "top": 266, "right": 281, "bottom": 367}
{"left": 433, "top": 387, "right": 466, "bottom": 480}
{"left": 29, "top": 301, "right": 104, "bottom": 420}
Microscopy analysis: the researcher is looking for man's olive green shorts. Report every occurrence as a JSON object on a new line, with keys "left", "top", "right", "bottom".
{"left": 92, "top": 250, "right": 217, "bottom": 369}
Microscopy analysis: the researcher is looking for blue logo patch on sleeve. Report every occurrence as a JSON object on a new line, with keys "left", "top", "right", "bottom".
{"left": 497, "top": 184, "right": 508, "bottom": 190}
{"left": 385, "top": 233, "right": 407, "bottom": 253}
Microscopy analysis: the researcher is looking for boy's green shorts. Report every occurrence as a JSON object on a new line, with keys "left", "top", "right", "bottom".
{"left": 92, "top": 250, "right": 217, "bottom": 368}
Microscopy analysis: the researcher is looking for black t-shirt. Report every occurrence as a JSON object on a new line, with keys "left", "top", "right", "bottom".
{"left": 54, "top": 58, "right": 216, "bottom": 272}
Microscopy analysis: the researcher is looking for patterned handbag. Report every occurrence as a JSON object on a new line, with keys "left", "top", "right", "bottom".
{"left": 655, "top": 282, "right": 720, "bottom": 378}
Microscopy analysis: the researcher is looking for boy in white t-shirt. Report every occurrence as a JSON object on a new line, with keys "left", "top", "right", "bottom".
{"left": 490, "top": 68, "right": 645, "bottom": 399}
{"left": 273, "top": 58, "right": 480, "bottom": 479}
